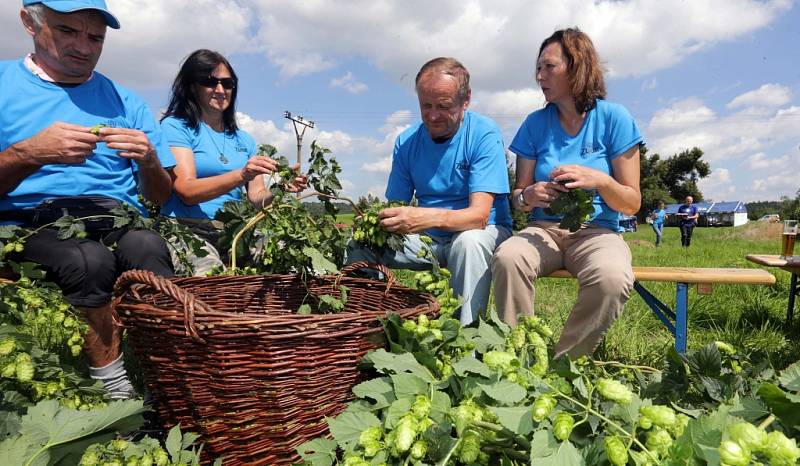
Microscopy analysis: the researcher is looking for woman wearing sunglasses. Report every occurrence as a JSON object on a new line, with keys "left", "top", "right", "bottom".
{"left": 160, "top": 49, "right": 305, "bottom": 275}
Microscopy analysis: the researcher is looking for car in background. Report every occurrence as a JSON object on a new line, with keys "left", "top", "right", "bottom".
{"left": 758, "top": 214, "right": 781, "bottom": 223}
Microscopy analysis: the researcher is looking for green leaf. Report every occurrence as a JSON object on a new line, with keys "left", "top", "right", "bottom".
{"left": 572, "top": 376, "right": 589, "bottom": 400}
{"left": 672, "top": 404, "right": 731, "bottom": 464}
{"left": 778, "top": 361, "right": 800, "bottom": 392}
{"left": 390, "top": 373, "right": 429, "bottom": 399}
{"left": 530, "top": 439, "right": 584, "bottom": 465}
{"left": 485, "top": 307, "right": 511, "bottom": 334}
{"left": 698, "top": 375, "right": 726, "bottom": 402}
{"left": 687, "top": 344, "right": 722, "bottom": 377}
{"left": 318, "top": 294, "right": 345, "bottom": 313}
{"left": 757, "top": 383, "right": 800, "bottom": 428}
{"left": 472, "top": 320, "right": 506, "bottom": 352}
{"left": 352, "top": 377, "right": 395, "bottom": 409}
{"left": 364, "top": 349, "right": 436, "bottom": 383}
{"left": 0, "top": 435, "right": 43, "bottom": 466}
{"left": 429, "top": 390, "right": 452, "bottom": 424}
{"left": 609, "top": 393, "right": 644, "bottom": 427}
{"left": 477, "top": 379, "right": 526, "bottom": 404}
{"left": 489, "top": 406, "right": 534, "bottom": 436}
{"left": 326, "top": 411, "right": 380, "bottom": 447}
{"left": 297, "top": 304, "right": 312, "bottom": 315}
{"left": 529, "top": 430, "right": 558, "bottom": 459}
{"left": 304, "top": 246, "right": 339, "bottom": 274}
{"left": 296, "top": 438, "right": 337, "bottom": 466}
{"left": 729, "top": 394, "right": 769, "bottom": 423}
{"left": 53, "top": 216, "right": 85, "bottom": 240}
{"left": 165, "top": 424, "right": 183, "bottom": 462}
{"left": 452, "top": 357, "right": 492, "bottom": 378}
{"left": 0, "top": 399, "right": 144, "bottom": 466}
{"left": 384, "top": 397, "right": 413, "bottom": 430}
{"left": 0, "top": 410, "right": 21, "bottom": 438}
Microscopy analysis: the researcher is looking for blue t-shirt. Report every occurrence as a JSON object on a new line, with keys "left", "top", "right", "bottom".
{"left": 652, "top": 208, "right": 666, "bottom": 226}
{"left": 160, "top": 117, "right": 257, "bottom": 219}
{"left": 678, "top": 204, "right": 698, "bottom": 226}
{"left": 509, "top": 100, "right": 643, "bottom": 231}
{"left": 385, "top": 111, "right": 512, "bottom": 238}
{"left": 0, "top": 59, "right": 175, "bottom": 215}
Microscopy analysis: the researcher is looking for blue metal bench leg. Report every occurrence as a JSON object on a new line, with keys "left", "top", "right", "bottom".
{"left": 675, "top": 283, "right": 688, "bottom": 354}
{"left": 633, "top": 281, "right": 689, "bottom": 353}
{"left": 788, "top": 272, "right": 798, "bottom": 325}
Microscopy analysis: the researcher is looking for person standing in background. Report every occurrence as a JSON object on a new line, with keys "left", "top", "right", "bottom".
{"left": 649, "top": 201, "right": 666, "bottom": 246}
{"left": 678, "top": 196, "right": 699, "bottom": 248}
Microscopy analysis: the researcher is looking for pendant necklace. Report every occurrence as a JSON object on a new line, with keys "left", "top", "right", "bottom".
{"left": 207, "top": 124, "right": 229, "bottom": 164}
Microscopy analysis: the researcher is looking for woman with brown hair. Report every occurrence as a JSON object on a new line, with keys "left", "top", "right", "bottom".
{"left": 491, "top": 28, "right": 643, "bottom": 359}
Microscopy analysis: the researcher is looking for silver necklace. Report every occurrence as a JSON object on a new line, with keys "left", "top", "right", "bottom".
{"left": 206, "top": 124, "right": 229, "bottom": 164}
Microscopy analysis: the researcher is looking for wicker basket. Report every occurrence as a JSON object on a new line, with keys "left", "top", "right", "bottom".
{"left": 113, "top": 262, "right": 438, "bottom": 465}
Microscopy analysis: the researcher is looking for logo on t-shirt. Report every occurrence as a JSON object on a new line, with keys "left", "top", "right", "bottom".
{"left": 456, "top": 161, "right": 471, "bottom": 172}
{"left": 235, "top": 145, "right": 248, "bottom": 153}
{"left": 580, "top": 144, "right": 602, "bottom": 156}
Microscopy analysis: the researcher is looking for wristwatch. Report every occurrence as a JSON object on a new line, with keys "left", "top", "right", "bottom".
{"left": 517, "top": 190, "right": 529, "bottom": 208}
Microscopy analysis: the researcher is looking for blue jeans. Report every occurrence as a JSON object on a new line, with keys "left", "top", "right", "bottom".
{"left": 345, "top": 225, "right": 512, "bottom": 326}
{"left": 651, "top": 222, "right": 663, "bottom": 246}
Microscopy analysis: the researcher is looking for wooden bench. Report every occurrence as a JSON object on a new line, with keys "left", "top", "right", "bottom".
{"left": 545, "top": 267, "right": 776, "bottom": 353}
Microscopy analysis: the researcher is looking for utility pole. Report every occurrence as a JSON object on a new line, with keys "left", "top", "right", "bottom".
{"left": 284, "top": 111, "right": 315, "bottom": 168}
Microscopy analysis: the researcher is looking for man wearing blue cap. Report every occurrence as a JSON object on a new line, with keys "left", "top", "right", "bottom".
{"left": 0, "top": 1, "right": 176, "bottom": 400}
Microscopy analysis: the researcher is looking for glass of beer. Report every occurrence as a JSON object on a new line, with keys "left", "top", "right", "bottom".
{"left": 781, "top": 220, "right": 798, "bottom": 259}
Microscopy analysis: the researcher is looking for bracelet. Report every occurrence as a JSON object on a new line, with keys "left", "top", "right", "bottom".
{"left": 517, "top": 190, "right": 529, "bottom": 208}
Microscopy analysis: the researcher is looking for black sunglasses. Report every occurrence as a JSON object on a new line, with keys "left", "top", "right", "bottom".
{"left": 196, "top": 76, "right": 236, "bottom": 90}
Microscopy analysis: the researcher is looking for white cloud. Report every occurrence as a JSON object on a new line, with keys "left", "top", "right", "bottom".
{"left": 641, "top": 77, "right": 658, "bottom": 91}
{"left": 330, "top": 71, "right": 368, "bottom": 94}
{"left": 3, "top": 0, "right": 790, "bottom": 92}
{"left": 648, "top": 98, "right": 716, "bottom": 131}
{"left": 269, "top": 52, "right": 335, "bottom": 80}
{"left": 727, "top": 83, "right": 792, "bottom": 109}
{"left": 471, "top": 88, "right": 546, "bottom": 136}
{"left": 698, "top": 168, "right": 736, "bottom": 200}
{"left": 362, "top": 157, "right": 392, "bottom": 173}
{"left": 751, "top": 174, "right": 798, "bottom": 197}
{"left": 745, "top": 152, "right": 789, "bottom": 170}
{"left": 647, "top": 91, "right": 800, "bottom": 163}
{"left": 646, "top": 85, "right": 800, "bottom": 202}
{"left": 247, "top": 0, "right": 791, "bottom": 91}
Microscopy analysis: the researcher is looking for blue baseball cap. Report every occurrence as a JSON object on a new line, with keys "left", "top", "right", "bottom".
{"left": 22, "top": 0, "right": 121, "bottom": 29}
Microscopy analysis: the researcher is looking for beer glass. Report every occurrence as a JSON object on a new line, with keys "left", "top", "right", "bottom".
{"left": 781, "top": 220, "right": 798, "bottom": 259}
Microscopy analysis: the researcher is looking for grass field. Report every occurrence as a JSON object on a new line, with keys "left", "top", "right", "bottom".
{"left": 527, "top": 221, "right": 799, "bottom": 369}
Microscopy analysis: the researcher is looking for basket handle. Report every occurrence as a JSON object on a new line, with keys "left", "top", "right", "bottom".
{"left": 114, "top": 269, "right": 213, "bottom": 343}
{"left": 337, "top": 261, "right": 396, "bottom": 295}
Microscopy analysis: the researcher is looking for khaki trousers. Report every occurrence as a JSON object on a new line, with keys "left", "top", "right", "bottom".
{"left": 491, "top": 221, "right": 634, "bottom": 359}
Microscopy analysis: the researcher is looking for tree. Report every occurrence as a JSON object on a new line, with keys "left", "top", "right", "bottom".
{"left": 638, "top": 146, "right": 710, "bottom": 216}
{"left": 780, "top": 189, "right": 800, "bottom": 222}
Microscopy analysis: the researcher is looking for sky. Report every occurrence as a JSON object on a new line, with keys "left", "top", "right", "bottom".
{"left": 2, "top": 0, "right": 799, "bottom": 204}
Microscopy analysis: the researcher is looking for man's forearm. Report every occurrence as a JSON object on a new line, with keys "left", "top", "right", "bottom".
{"left": 438, "top": 207, "right": 490, "bottom": 232}
{"left": 137, "top": 161, "right": 173, "bottom": 206}
{"left": 0, "top": 145, "right": 40, "bottom": 196}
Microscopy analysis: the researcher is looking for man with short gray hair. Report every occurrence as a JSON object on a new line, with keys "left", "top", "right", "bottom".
{"left": 346, "top": 57, "right": 512, "bottom": 326}
{"left": 0, "top": 0, "right": 175, "bottom": 400}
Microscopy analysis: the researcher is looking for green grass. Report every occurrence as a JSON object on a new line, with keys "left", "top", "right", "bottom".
{"left": 530, "top": 222, "right": 799, "bottom": 369}
{"left": 336, "top": 213, "right": 355, "bottom": 225}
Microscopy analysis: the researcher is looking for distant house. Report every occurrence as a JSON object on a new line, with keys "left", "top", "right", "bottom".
{"left": 704, "top": 201, "right": 749, "bottom": 227}
{"left": 663, "top": 201, "right": 748, "bottom": 227}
